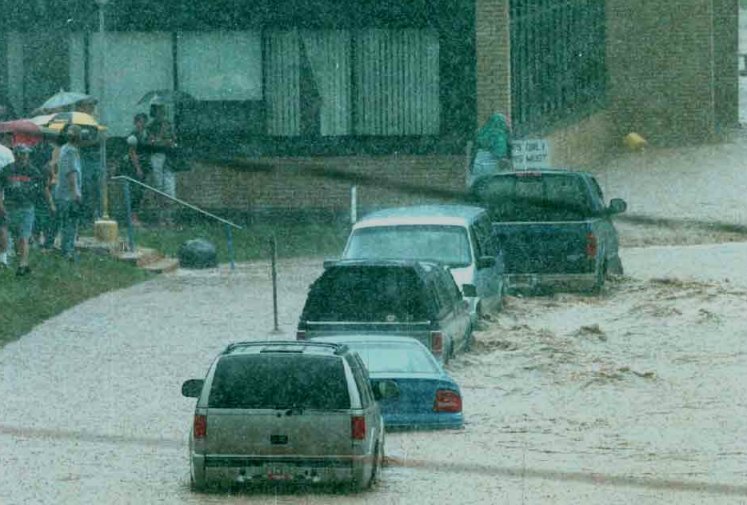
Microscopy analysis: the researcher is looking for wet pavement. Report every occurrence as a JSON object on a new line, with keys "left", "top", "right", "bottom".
{"left": 2, "top": 245, "right": 747, "bottom": 504}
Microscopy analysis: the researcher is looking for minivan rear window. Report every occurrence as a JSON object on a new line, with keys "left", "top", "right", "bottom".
{"left": 208, "top": 355, "right": 351, "bottom": 410}
{"left": 303, "top": 266, "right": 430, "bottom": 322}
{"left": 346, "top": 225, "right": 471, "bottom": 268}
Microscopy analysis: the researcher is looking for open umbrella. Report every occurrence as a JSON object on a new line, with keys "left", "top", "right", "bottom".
{"left": 40, "top": 112, "right": 107, "bottom": 132}
{"left": 36, "top": 90, "right": 96, "bottom": 114}
{"left": 0, "top": 119, "right": 56, "bottom": 147}
{"left": 137, "top": 89, "right": 195, "bottom": 106}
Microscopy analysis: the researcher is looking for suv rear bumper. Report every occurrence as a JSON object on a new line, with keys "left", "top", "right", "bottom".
{"left": 192, "top": 453, "right": 372, "bottom": 487}
{"left": 506, "top": 273, "right": 596, "bottom": 292}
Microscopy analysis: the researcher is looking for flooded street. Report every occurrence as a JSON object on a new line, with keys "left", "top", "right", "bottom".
{"left": 2, "top": 241, "right": 747, "bottom": 504}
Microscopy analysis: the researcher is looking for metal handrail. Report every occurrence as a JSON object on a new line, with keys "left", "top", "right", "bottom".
{"left": 111, "top": 175, "right": 242, "bottom": 229}
{"left": 111, "top": 175, "right": 241, "bottom": 269}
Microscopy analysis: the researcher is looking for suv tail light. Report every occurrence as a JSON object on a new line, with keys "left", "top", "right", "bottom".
{"left": 351, "top": 416, "right": 366, "bottom": 440}
{"left": 296, "top": 330, "right": 306, "bottom": 341}
{"left": 193, "top": 414, "right": 207, "bottom": 439}
{"left": 585, "top": 232, "right": 598, "bottom": 258}
{"left": 434, "top": 390, "right": 462, "bottom": 413}
{"left": 431, "top": 331, "right": 444, "bottom": 355}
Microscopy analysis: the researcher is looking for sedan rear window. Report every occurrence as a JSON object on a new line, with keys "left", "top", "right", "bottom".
{"left": 208, "top": 355, "right": 351, "bottom": 410}
{"left": 345, "top": 225, "right": 471, "bottom": 268}
{"left": 303, "top": 266, "right": 430, "bottom": 322}
{"left": 350, "top": 343, "right": 440, "bottom": 374}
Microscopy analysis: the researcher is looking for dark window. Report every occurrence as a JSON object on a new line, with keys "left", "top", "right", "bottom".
{"left": 510, "top": 0, "right": 607, "bottom": 136}
{"left": 208, "top": 354, "right": 350, "bottom": 410}
{"left": 473, "top": 173, "right": 594, "bottom": 221}
{"left": 303, "top": 266, "right": 430, "bottom": 322}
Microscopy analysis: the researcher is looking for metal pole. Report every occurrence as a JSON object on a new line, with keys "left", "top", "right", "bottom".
{"left": 97, "top": 0, "right": 109, "bottom": 218}
{"left": 225, "top": 224, "right": 235, "bottom": 271}
{"left": 350, "top": 185, "right": 357, "bottom": 224}
{"left": 123, "top": 180, "right": 135, "bottom": 252}
{"left": 271, "top": 235, "right": 280, "bottom": 333}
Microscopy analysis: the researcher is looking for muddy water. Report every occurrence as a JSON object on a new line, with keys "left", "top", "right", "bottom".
{"left": 1, "top": 253, "right": 747, "bottom": 504}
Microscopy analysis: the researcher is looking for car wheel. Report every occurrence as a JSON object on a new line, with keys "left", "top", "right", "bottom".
{"left": 609, "top": 255, "right": 624, "bottom": 276}
{"left": 370, "top": 441, "right": 382, "bottom": 487}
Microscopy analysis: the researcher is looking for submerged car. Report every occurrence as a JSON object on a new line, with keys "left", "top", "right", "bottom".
{"left": 181, "top": 341, "right": 397, "bottom": 491}
{"left": 297, "top": 259, "right": 472, "bottom": 363}
{"left": 342, "top": 205, "right": 506, "bottom": 323}
{"left": 312, "top": 336, "right": 464, "bottom": 430}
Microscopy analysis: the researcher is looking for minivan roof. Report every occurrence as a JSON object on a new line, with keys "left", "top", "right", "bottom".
{"left": 222, "top": 341, "right": 346, "bottom": 356}
{"left": 354, "top": 205, "right": 486, "bottom": 229}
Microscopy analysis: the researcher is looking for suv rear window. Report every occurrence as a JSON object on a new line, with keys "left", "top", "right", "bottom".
{"left": 208, "top": 354, "right": 351, "bottom": 410}
{"left": 303, "top": 266, "right": 429, "bottom": 322}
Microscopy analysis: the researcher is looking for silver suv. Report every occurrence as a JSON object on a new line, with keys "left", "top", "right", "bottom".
{"left": 181, "top": 341, "right": 397, "bottom": 491}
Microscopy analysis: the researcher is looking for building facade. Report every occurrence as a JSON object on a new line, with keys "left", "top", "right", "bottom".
{"left": 0, "top": 0, "right": 739, "bottom": 216}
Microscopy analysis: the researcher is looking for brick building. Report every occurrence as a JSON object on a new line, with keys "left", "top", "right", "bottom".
{"left": 0, "top": 0, "right": 739, "bottom": 217}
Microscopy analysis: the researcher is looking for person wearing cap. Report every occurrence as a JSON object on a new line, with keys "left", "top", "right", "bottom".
{"left": 0, "top": 144, "right": 50, "bottom": 275}
{"left": 55, "top": 125, "right": 84, "bottom": 261}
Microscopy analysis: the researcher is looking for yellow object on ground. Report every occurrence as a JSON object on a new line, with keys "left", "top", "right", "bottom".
{"left": 623, "top": 132, "right": 647, "bottom": 150}
{"left": 94, "top": 219, "right": 119, "bottom": 243}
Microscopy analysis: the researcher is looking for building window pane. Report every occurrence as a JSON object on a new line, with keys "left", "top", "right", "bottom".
{"left": 89, "top": 32, "right": 173, "bottom": 136}
{"left": 264, "top": 30, "right": 301, "bottom": 137}
{"left": 177, "top": 31, "right": 262, "bottom": 101}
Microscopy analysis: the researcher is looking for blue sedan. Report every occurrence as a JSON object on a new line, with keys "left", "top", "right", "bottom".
{"left": 313, "top": 336, "right": 463, "bottom": 430}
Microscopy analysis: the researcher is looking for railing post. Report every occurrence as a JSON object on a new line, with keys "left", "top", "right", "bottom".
{"left": 225, "top": 223, "right": 235, "bottom": 271}
{"left": 270, "top": 235, "right": 280, "bottom": 333}
{"left": 122, "top": 179, "right": 135, "bottom": 252}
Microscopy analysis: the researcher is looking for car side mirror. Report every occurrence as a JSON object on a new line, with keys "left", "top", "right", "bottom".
{"left": 181, "top": 379, "right": 204, "bottom": 398}
{"left": 608, "top": 198, "right": 627, "bottom": 215}
{"left": 462, "top": 283, "right": 478, "bottom": 298}
{"left": 373, "top": 380, "right": 400, "bottom": 401}
{"left": 476, "top": 256, "right": 496, "bottom": 269}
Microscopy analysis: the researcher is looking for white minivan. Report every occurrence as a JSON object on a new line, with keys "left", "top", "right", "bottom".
{"left": 341, "top": 205, "right": 506, "bottom": 325}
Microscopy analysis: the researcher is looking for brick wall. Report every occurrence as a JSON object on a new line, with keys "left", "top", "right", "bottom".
{"left": 475, "top": 0, "right": 511, "bottom": 128}
{"left": 174, "top": 154, "right": 469, "bottom": 215}
{"left": 606, "top": 0, "right": 738, "bottom": 144}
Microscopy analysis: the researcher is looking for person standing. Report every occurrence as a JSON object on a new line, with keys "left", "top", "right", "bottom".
{"left": 146, "top": 101, "right": 177, "bottom": 223}
{"left": 0, "top": 131, "right": 15, "bottom": 269}
{"left": 0, "top": 144, "right": 50, "bottom": 276}
{"left": 122, "top": 113, "right": 150, "bottom": 226}
{"left": 74, "top": 98, "right": 102, "bottom": 222}
{"left": 55, "top": 125, "right": 84, "bottom": 261}
{"left": 468, "top": 113, "right": 512, "bottom": 188}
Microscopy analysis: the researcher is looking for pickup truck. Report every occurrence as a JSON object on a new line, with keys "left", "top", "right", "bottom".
{"left": 296, "top": 260, "right": 472, "bottom": 363}
{"left": 470, "top": 169, "right": 627, "bottom": 293}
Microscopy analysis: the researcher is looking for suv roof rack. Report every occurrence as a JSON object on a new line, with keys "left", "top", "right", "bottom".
{"left": 223, "top": 341, "right": 348, "bottom": 355}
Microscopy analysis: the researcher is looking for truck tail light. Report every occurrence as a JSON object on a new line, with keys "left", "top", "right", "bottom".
{"left": 430, "top": 331, "right": 444, "bottom": 355}
{"left": 193, "top": 414, "right": 207, "bottom": 439}
{"left": 351, "top": 416, "right": 366, "bottom": 440}
{"left": 434, "top": 390, "right": 462, "bottom": 413}
{"left": 585, "top": 232, "right": 598, "bottom": 258}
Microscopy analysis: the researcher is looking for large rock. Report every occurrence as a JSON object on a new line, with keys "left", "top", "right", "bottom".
{"left": 178, "top": 239, "right": 218, "bottom": 269}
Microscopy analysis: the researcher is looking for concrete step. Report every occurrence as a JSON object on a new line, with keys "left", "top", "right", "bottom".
{"left": 113, "top": 247, "right": 163, "bottom": 267}
{"left": 141, "top": 257, "right": 180, "bottom": 274}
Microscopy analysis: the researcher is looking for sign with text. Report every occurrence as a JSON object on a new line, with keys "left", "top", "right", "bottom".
{"left": 512, "top": 139, "right": 551, "bottom": 169}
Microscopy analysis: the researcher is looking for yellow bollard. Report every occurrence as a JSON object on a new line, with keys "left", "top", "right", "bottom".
{"left": 94, "top": 218, "right": 119, "bottom": 243}
{"left": 623, "top": 132, "right": 647, "bottom": 151}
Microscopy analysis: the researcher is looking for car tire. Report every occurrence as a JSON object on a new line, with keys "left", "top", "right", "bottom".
{"left": 609, "top": 255, "right": 624, "bottom": 276}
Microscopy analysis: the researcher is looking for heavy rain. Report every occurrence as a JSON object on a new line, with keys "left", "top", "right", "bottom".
{"left": 1, "top": 1, "right": 747, "bottom": 504}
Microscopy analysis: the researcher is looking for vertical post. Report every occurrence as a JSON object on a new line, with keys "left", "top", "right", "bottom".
{"left": 271, "top": 235, "right": 280, "bottom": 333}
{"left": 350, "top": 185, "right": 357, "bottom": 224}
{"left": 225, "top": 224, "right": 235, "bottom": 271}
{"left": 123, "top": 180, "right": 135, "bottom": 252}
{"left": 97, "top": 0, "right": 109, "bottom": 219}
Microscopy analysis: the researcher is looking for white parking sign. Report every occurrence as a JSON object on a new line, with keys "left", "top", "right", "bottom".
{"left": 512, "top": 139, "right": 550, "bottom": 169}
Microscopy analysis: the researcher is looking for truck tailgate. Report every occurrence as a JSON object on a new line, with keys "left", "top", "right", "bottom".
{"left": 493, "top": 221, "right": 593, "bottom": 274}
